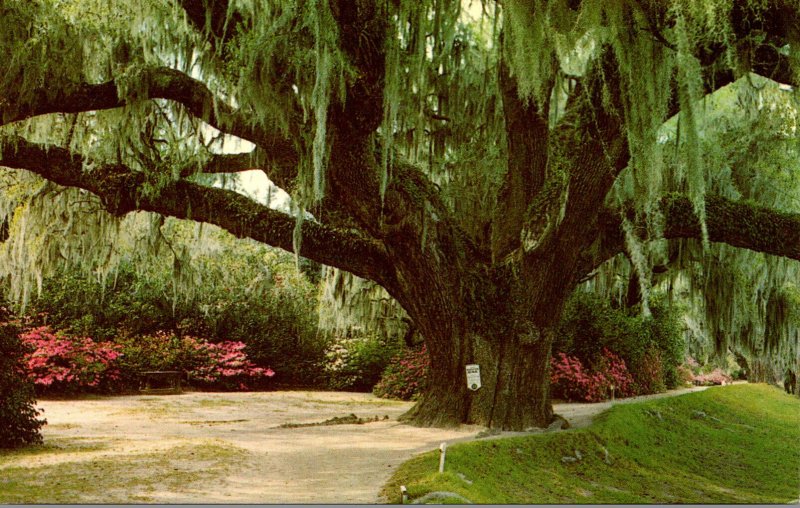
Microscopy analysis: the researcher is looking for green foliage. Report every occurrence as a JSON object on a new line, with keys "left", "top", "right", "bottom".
{"left": 555, "top": 290, "right": 685, "bottom": 393}
{"left": 24, "top": 225, "right": 325, "bottom": 387}
{"left": 383, "top": 384, "right": 800, "bottom": 504}
{"left": 0, "top": 308, "right": 45, "bottom": 448}
{"left": 373, "top": 345, "right": 430, "bottom": 401}
{"left": 323, "top": 334, "right": 402, "bottom": 391}
{"left": 114, "top": 331, "right": 205, "bottom": 388}
{"left": 629, "top": 345, "right": 666, "bottom": 395}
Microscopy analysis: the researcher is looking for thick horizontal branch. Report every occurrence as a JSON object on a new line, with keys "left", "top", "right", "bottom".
{"left": 662, "top": 194, "right": 800, "bottom": 262}
{"left": 1, "top": 67, "right": 299, "bottom": 188}
{"left": 577, "top": 194, "right": 800, "bottom": 281}
{"left": 0, "top": 136, "right": 395, "bottom": 287}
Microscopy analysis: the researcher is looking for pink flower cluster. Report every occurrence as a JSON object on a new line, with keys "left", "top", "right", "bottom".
{"left": 188, "top": 339, "right": 275, "bottom": 389}
{"left": 20, "top": 326, "right": 276, "bottom": 393}
{"left": 373, "top": 345, "right": 430, "bottom": 400}
{"left": 550, "top": 348, "right": 635, "bottom": 402}
{"left": 691, "top": 368, "right": 732, "bottom": 386}
{"left": 21, "top": 326, "right": 122, "bottom": 391}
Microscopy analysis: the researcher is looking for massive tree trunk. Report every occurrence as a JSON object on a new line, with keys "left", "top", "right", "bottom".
{"left": 396, "top": 281, "right": 563, "bottom": 429}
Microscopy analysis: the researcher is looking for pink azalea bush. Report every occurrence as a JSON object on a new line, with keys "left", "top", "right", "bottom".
{"left": 679, "top": 357, "right": 733, "bottom": 386}
{"left": 691, "top": 368, "right": 732, "bottom": 386}
{"left": 188, "top": 339, "right": 275, "bottom": 390}
{"left": 373, "top": 345, "right": 430, "bottom": 400}
{"left": 550, "top": 348, "right": 636, "bottom": 402}
{"left": 21, "top": 326, "right": 274, "bottom": 394}
{"left": 21, "top": 326, "right": 122, "bottom": 393}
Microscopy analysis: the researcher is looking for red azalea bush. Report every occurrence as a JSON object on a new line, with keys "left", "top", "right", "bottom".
{"left": 21, "top": 326, "right": 122, "bottom": 394}
{"left": 550, "top": 348, "right": 635, "bottom": 402}
{"left": 373, "top": 345, "right": 430, "bottom": 400}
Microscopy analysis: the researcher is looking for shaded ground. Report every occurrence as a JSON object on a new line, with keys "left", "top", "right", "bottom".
{"left": 2, "top": 386, "right": 711, "bottom": 503}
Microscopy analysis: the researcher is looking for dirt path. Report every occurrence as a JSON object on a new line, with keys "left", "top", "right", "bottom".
{"left": 11, "top": 385, "right": 712, "bottom": 503}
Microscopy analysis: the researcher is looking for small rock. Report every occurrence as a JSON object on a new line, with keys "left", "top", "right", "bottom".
{"left": 515, "top": 448, "right": 523, "bottom": 454}
{"left": 456, "top": 472, "right": 474, "bottom": 485}
{"left": 547, "top": 414, "right": 570, "bottom": 431}
{"left": 561, "top": 456, "right": 578, "bottom": 464}
{"left": 476, "top": 428, "right": 501, "bottom": 439}
{"left": 645, "top": 409, "right": 663, "bottom": 420}
{"left": 601, "top": 446, "right": 611, "bottom": 465}
{"left": 574, "top": 449, "right": 583, "bottom": 460}
{"left": 691, "top": 410, "right": 707, "bottom": 419}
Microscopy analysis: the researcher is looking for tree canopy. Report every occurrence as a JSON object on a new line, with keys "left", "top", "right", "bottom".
{"left": 1, "top": 0, "right": 799, "bottom": 429}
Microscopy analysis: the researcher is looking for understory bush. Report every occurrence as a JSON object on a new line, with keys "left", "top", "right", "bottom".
{"left": 187, "top": 339, "right": 275, "bottom": 390}
{"left": 550, "top": 349, "right": 636, "bottom": 402}
{"left": 27, "top": 256, "right": 325, "bottom": 387}
{"left": 679, "top": 357, "right": 734, "bottom": 386}
{"left": 20, "top": 327, "right": 273, "bottom": 394}
{"left": 0, "top": 309, "right": 45, "bottom": 448}
{"left": 21, "top": 326, "right": 122, "bottom": 394}
{"left": 373, "top": 345, "right": 430, "bottom": 400}
{"left": 324, "top": 334, "right": 401, "bottom": 391}
{"left": 629, "top": 345, "right": 666, "bottom": 394}
{"left": 554, "top": 291, "right": 685, "bottom": 395}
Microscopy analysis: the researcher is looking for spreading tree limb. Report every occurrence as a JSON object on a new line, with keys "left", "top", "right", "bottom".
{"left": 0, "top": 67, "right": 299, "bottom": 189}
{"left": 0, "top": 136, "right": 395, "bottom": 288}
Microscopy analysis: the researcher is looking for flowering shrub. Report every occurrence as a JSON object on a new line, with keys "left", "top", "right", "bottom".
{"left": 20, "top": 327, "right": 274, "bottom": 394}
{"left": 691, "top": 368, "right": 733, "bottom": 386}
{"left": 188, "top": 339, "right": 274, "bottom": 390}
{"left": 373, "top": 345, "right": 430, "bottom": 400}
{"left": 21, "top": 326, "right": 122, "bottom": 394}
{"left": 550, "top": 349, "right": 635, "bottom": 402}
{"left": 115, "top": 331, "right": 206, "bottom": 387}
{"left": 324, "top": 335, "right": 400, "bottom": 391}
{"left": 675, "top": 364, "right": 695, "bottom": 386}
{"left": 630, "top": 345, "right": 666, "bottom": 395}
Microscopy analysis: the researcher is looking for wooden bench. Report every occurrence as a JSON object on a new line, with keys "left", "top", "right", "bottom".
{"left": 140, "top": 371, "right": 182, "bottom": 395}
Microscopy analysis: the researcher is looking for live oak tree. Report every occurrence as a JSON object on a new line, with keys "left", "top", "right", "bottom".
{"left": 1, "top": 0, "right": 800, "bottom": 429}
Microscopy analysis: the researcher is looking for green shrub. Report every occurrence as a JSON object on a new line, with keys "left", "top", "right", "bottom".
{"left": 324, "top": 334, "right": 402, "bottom": 391}
{"left": 555, "top": 291, "right": 685, "bottom": 395}
{"left": 629, "top": 344, "right": 666, "bottom": 394}
{"left": 27, "top": 256, "right": 327, "bottom": 387}
{"left": 373, "top": 345, "right": 430, "bottom": 400}
{"left": 0, "top": 308, "right": 45, "bottom": 448}
{"left": 646, "top": 294, "right": 685, "bottom": 389}
{"left": 115, "top": 331, "right": 208, "bottom": 388}
{"left": 213, "top": 294, "right": 325, "bottom": 387}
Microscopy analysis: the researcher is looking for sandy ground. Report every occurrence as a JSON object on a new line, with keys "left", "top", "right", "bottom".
{"left": 16, "top": 385, "right": 711, "bottom": 504}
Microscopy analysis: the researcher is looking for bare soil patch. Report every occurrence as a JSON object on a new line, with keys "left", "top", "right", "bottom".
{"left": 2, "top": 385, "right": 712, "bottom": 503}
{"left": 7, "top": 391, "right": 477, "bottom": 503}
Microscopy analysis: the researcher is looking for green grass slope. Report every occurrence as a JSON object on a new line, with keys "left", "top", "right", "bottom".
{"left": 382, "top": 384, "right": 800, "bottom": 504}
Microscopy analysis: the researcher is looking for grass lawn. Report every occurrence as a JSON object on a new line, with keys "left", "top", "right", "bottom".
{"left": 0, "top": 439, "right": 247, "bottom": 503}
{"left": 382, "top": 383, "right": 800, "bottom": 504}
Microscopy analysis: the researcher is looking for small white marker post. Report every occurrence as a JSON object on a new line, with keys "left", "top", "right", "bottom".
{"left": 438, "top": 442, "right": 447, "bottom": 473}
{"left": 400, "top": 485, "right": 408, "bottom": 504}
{"left": 466, "top": 364, "right": 481, "bottom": 391}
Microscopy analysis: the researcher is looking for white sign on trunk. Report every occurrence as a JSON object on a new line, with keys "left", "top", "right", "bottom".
{"left": 465, "top": 364, "right": 481, "bottom": 391}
